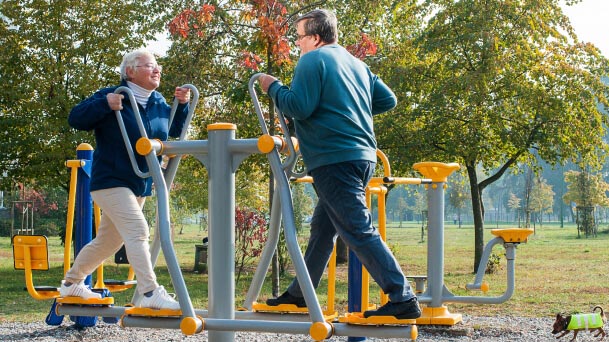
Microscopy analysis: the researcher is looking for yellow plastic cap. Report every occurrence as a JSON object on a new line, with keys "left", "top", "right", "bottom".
{"left": 136, "top": 138, "right": 154, "bottom": 156}
{"left": 309, "top": 321, "right": 332, "bottom": 341}
{"left": 257, "top": 134, "right": 276, "bottom": 154}
{"left": 77, "top": 143, "right": 93, "bottom": 151}
{"left": 208, "top": 123, "right": 236, "bottom": 131}
{"left": 180, "top": 316, "right": 203, "bottom": 335}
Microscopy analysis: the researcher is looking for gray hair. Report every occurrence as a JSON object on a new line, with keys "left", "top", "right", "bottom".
{"left": 119, "top": 49, "right": 155, "bottom": 81}
{"left": 296, "top": 9, "right": 338, "bottom": 44}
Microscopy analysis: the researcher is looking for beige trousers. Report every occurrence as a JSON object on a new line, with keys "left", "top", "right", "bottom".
{"left": 64, "top": 187, "right": 159, "bottom": 294}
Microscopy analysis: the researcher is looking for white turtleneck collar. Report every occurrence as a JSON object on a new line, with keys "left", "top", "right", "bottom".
{"left": 127, "top": 81, "right": 153, "bottom": 109}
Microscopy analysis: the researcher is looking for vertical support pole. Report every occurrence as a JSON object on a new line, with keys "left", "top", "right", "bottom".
{"left": 347, "top": 251, "right": 366, "bottom": 342}
{"left": 413, "top": 162, "right": 461, "bottom": 325}
{"left": 207, "top": 124, "right": 236, "bottom": 342}
{"left": 426, "top": 182, "right": 444, "bottom": 308}
{"left": 72, "top": 143, "right": 97, "bottom": 327}
{"left": 74, "top": 144, "right": 94, "bottom": 283}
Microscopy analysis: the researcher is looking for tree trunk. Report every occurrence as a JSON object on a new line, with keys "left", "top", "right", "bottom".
{"left": 466, "top": 164, "right": 484, "bottom": 273}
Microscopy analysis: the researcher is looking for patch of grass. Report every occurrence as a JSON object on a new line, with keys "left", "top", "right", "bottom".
{"left": 1, "top": 222, "right": 607, "bottom": 322}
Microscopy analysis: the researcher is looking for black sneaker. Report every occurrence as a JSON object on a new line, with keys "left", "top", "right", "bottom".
{"left": 363, "top": 297, "right": 421, "bottom": 319}
{"left": 265, "top": 291, "right": 307, "bottom": 307}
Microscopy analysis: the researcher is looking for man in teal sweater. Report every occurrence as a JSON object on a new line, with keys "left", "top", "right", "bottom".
{"left": 259, "top": 9, "right": 420, "bottom": 319}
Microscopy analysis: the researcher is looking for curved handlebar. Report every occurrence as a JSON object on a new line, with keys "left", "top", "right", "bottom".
{"left": 114, "top": 86, "right": 150, "bottom": 178}
{"left": 113, "top": 84, "right": 199, "bottom": 179}
{"left": 248, "top": 73, "right": 305, "bottom": 178}
{"left": 169, "top": 84, "right": 200, "bottom": 140}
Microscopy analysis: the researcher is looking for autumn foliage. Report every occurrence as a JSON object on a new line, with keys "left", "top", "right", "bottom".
{"left": 346, "top": 33, "right": 378, "bottom": 60}
{"left": 235, "top": 207, "right": 268, "bottom": 283}
{"left": 14, "top": 183, "right": 59, "bottom": 215}
{"left": 168, "top": 1, "right": 292, "bottom": 72}
{"left": 168, "top": 4, "right": 216, "bottom": 39}
{"left": 249, "top": 0, "right": 291, "bottom": 67}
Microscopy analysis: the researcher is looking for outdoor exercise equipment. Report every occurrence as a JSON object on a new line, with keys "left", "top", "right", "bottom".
{"left": 243, "top": 73, "right": 533, "bottom": 334}
{"left": 340, "top": 160, "right": 533, "bottom": 329}
{"left": 411, "top": 162, "right": 534, "bottom": 325}
{"left": 13, "top": 73, "right": 532, "bottom": 341}
{"left": 56, "top": 76, "right": 416, "bottom": 341}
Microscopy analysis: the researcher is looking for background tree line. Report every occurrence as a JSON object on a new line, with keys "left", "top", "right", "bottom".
{"left": 1, "top": 0, "right": 608, "bottom": 272}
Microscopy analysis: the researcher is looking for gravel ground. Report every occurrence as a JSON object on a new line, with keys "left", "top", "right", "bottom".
{"left": 2, "top": 315, "right": 606, "bottom": 341}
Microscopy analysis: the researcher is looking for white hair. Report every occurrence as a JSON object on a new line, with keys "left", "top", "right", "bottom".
{"left": 119, "top": 49, "right": 155, "bottom": 81}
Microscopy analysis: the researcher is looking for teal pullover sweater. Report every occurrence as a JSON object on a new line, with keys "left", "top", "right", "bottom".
{"left": 267, "top": 44, "right": 397, "bottom": 171}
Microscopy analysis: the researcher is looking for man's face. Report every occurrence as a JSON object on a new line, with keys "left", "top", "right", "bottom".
{"left": 295, "top": 20, "right": 318, "bottom": 56}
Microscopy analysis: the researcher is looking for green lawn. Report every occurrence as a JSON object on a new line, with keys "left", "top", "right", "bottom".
{"left": 1, "top": 221, "right": 606, "bottom": 322}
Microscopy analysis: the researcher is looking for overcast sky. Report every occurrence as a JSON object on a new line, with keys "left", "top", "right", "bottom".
{"left": 561, "top": 0, "right": 609, "bottom": 57}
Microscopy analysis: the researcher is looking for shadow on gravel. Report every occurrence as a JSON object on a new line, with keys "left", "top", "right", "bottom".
{"left": 2, "top": 324, "right": 86, "bottom": 341}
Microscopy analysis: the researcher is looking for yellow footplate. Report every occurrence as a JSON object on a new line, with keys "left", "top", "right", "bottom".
{"left": 124, "top": 307, "right": 182, "bottom": 317}
{"left": 252, "top": 303, "right": 338, "bottom": 321}
{"left": 57, "top": 296, "right": 114, "bottom": 305}
{"left": 339, "top": 312, "right": 416, "bottom": 325}
{"left": 252, "top": 302, "right": 309, "bottom": 314}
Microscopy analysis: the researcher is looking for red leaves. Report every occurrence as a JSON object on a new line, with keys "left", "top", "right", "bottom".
{"left": 249, "top": 0, "right": 291, "bottom": 66}
{"left": 235, "top": 207, "right": 268, "bottom": 281}
{"left": 241, "top": 51, "right": 263, "bottom": 71}
{"left": 168, "top": 4, "right": 216, "bottom": 39}
{"left": 14, "top": 183, "right": 58, "bottom": 215}
{"left": 346, "top": 33, "right": 378, "bottom": 60}
{"left": 170, "top": 1, "right": 292, "bottom": 69}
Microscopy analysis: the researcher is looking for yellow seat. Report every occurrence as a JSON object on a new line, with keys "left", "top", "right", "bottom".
{"left": 12, "top": 235, "right": 60, "bottom": 300}
{"left": 490, "top": 228, "right": 534, "bottom": 243}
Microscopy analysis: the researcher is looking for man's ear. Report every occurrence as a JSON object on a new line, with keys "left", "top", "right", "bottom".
{"left": 313, "top": 34, "right": 323, "bottom": 47}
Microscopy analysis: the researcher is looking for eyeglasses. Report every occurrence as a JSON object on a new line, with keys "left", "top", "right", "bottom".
{"left": 296, "top": 34, "right": 312, "bottom": 41}
{"left": 136, "top": 63, "right": 162, "bottom": 72}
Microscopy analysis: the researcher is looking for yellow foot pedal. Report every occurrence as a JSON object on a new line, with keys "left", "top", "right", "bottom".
{"left": 338, "top": 312, "right": 416, "bottom": 326}
{"left": 124, "top": 307, "right": 182, "bottom": 317}
{"left": 252, "top": 302, "right": 309, "bottom": 314}
{"left": 57, "top": 296, "right": 114, "bottom": 305}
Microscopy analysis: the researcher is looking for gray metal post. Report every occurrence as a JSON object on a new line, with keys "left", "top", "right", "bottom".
{"left": 427, "top": 182, "right": 445, "bottom": 308}
{"left": 208, "top": 124, "right": 236, "bottom": 342}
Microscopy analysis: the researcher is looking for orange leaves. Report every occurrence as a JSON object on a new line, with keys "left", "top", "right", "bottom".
{"left": 168, "top": 4, "right": 216, "bottom": 39}
{"left": 241, "top": 51, "right": 263, "bottom": 71}
{"left": 249, "top": 0, "right": 291, "bottom": 66}
{"left": 170, "top": 0, "right": 293, "bottom": 69}
{"left": 346, "top": 33, "right": 378, "bottom": 60}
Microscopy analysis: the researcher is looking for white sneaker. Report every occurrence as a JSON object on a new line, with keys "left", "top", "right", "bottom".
{"left": 60, "top": 281, "right": 101, "bottom": 299}
{"left": 139, "top": 286, "right": 180, "bottom": 310}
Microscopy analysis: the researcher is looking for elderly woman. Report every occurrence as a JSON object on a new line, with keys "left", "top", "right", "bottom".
{"left": 61, "top": 49, "right": 190, "bottom": 310}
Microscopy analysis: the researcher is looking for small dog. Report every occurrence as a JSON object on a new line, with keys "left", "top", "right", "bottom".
{"left": 552, "top": 306, "right": 606, "bottom": 341}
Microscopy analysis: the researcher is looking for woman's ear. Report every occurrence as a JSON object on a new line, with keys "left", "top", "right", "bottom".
{"left": 125, "top": 66, "right": 136, "bottom": 80}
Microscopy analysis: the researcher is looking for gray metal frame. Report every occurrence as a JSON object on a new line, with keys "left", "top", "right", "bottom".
{"left": 58, "top": 75, "right": 526, "bottom": 339}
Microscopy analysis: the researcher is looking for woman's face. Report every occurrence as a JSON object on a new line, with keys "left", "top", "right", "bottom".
{"left": 127, "top": 54, "right": 161, "bottom": 90}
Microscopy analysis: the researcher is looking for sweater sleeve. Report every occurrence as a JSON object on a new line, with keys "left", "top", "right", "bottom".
{"left": 169, "top": 102, "right": 189, "bottom": 138}
{"left": 268, "top": 54, "right": 322, "bottom": 120}
{"left": 68, "top": 89, "right": 114, "bottom": 131}
{"left": 371, "top": 76, "right": 397, "bottom": 115}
